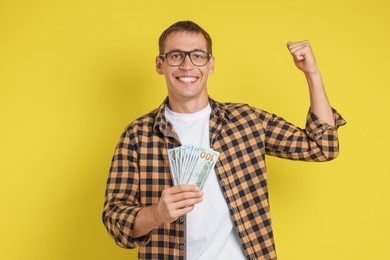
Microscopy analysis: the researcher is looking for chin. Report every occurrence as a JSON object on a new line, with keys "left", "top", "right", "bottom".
{"left": 179, "top": 93, "right": 199, "bottom": 100}
{"left": 175, "top": 89, "right": 200, "bottom": 98}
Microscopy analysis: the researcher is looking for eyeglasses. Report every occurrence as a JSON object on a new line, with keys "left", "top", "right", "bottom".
{"left": 159, "top": 50, "right": 212, "bottom": 67}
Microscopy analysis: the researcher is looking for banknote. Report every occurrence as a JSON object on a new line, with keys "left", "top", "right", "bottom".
{"left": 187, "top": 148, "right": 219, "bottom": 189}
{"left": 167, "top": 148, "right": 178, "bottom": 185}
{"left": 167, "top": 145, "right": 219, "bottom": 189}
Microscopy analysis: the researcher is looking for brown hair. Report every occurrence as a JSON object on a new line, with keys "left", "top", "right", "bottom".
{"left": 158, "top": 21, "right": 212, "bottom": 55}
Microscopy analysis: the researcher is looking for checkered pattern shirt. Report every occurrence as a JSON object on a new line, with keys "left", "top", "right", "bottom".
{"left": 103, "top": 97, "right": 346, "bottom": 260}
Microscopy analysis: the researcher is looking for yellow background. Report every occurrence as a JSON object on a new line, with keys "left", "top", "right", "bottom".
{"left": 1, "top": 0, "right": 389, "bottom": 259}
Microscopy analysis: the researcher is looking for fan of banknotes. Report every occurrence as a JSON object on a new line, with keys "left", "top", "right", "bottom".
{"left": 167, "top": 145, "right": 220, "bottom": 189}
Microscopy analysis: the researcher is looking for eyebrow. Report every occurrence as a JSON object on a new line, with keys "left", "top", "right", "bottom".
{"left": 164, "top": 49, "right": 207, "bottom": 53}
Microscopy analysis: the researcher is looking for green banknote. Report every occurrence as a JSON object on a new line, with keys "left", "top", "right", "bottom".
{"left": 167, "top": 145, "right": 219, "bottom": 189}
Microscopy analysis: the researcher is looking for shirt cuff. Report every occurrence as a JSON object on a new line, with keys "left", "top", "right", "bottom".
{"left": 114, "top": 206, "right": 151, "bottom": 248}
{"left": 305, "top": 107, "right": 346, "bottom": 141}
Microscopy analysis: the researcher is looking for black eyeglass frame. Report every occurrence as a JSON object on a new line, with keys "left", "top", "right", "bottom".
{"left": 159, "top": 50, "right": 212, "bottom": 67}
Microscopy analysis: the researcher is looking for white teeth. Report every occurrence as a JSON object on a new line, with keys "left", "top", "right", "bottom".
{"left": 178, "top": 77, "right": 196, "bottom": 83}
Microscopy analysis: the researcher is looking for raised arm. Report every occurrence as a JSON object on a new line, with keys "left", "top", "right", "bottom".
{"left": 287, "top": 40, "right": 335, "bottom": 127}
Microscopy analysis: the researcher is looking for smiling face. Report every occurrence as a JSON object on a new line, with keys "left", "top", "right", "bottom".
{"left": 156, "top": 32, "right": 214, "bottom": 111}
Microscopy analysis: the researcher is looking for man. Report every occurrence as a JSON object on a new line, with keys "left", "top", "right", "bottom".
{"left": 103, "top": 21, "right": 345, "bottom": 260}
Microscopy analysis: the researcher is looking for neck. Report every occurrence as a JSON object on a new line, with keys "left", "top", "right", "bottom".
{"left": 167, "top": 95, "right": 209, "bottom": 113}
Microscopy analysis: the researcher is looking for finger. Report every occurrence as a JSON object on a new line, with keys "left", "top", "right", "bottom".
{"left": 289, "top": 45, "right": 310, "bottom": 56}
{"left": 160, "top": 188, "right": 203, "bottom": 206}
{"left": 160, "top": 205, "right": 195, "bottom": 223}
{"left": 287, "top": 40, "right": 310, "bottom": 49}
{"left": 290, "top": 50, "right": 306, "bottom": 61}
{"left": 287, "top": 41, "right": 310, "bottom": 55}
{"left": 292, "top": 46, "right": 314, "bottom": 62}
{"left": 287, "top": 40, "right": 309, "bottom": 47}
{"left": 167, "top": 184, "right": 200, "bottom": 195}
{"left": 171, "top": 196, "right": 203, "bottom": 210}
{"left": 172, "top": 205, "right": 195, "bottom": 218}
{"left": 169, "top": 190, "right": 203, "bottom": 203}
{"left": 158, "top": 195, "right": 201, "bottom": 222}
{"left": 288, "top": 43, "right": 311, "bottom": 55}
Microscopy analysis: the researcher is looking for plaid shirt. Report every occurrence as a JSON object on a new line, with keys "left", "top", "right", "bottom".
{"left": 103, "top": 97, "right": 346, "bottom": 260}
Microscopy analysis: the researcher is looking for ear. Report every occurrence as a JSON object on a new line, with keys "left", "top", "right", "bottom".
{"left": 155, "top": 56, "right": 164, "bottom": 75}
{"left": 208, "top": 56, "right": 215, "bottom": 74}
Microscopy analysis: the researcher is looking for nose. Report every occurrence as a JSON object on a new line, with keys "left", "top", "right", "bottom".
{"left": 179, "top": 53, "right": 193, "bottom": 69}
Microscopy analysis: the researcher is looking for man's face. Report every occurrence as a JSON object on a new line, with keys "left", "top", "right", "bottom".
{"left": 156, "top": 32, "right": 214, "bottom": 104}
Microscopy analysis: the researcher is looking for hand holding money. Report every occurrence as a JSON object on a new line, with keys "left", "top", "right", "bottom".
{"left": 155, "top": 184, "right": 203, "bottom": 224}
{"left": 133, "top": 184, "right": 203, "bottom": 236}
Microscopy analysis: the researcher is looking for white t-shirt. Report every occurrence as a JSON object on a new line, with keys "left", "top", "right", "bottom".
{"left": 165, "top": 104, "right": 246, "bottom": 260}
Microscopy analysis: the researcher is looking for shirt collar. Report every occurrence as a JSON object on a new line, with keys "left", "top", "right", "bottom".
{"left": 153, "top": 96, "right": 227, "bottom": 136}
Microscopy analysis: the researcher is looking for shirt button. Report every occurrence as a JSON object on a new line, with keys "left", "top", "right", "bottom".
{"left": 178, "top": 217, "right": 184, "bottom": 223}
{"left": 321, "top": 125, "right": 328, "bottom": 130}
{"left": 179, "top": 244, "right": 185, "bottom": 250}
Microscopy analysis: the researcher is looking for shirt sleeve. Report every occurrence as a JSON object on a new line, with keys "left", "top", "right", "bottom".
{"left": 102, "top": 130, "right": 151, "bottom": 248}
{"left": 262, "top": 107, "right": 346, "bottom": 161}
